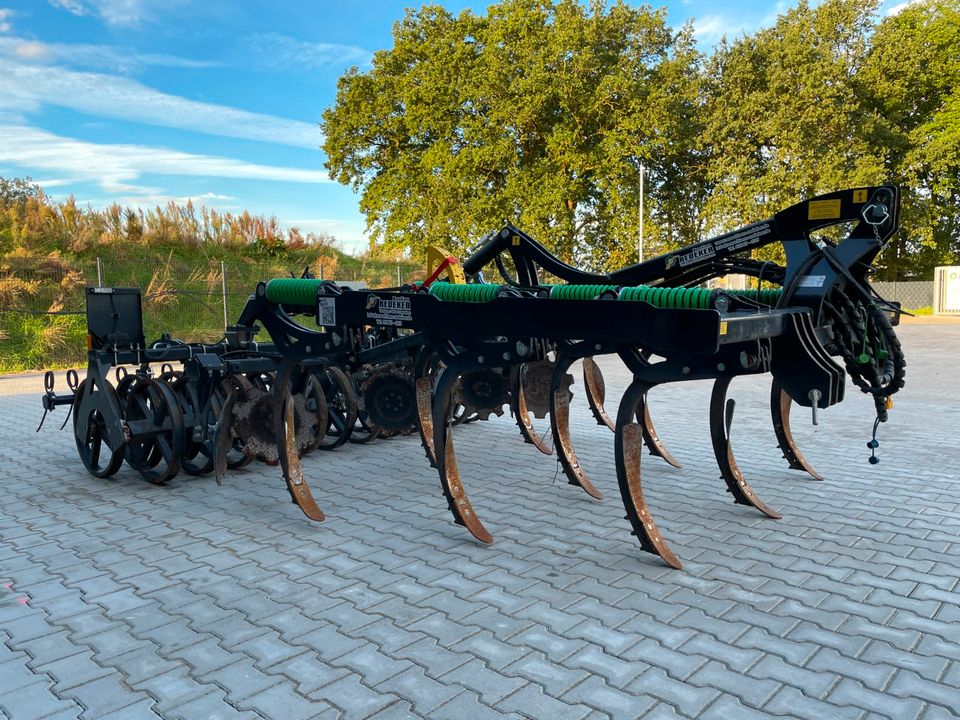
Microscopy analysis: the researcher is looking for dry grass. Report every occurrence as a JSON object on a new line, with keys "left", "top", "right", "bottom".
{"left": 0, "top": 276, "right": 41, "bottom": 308}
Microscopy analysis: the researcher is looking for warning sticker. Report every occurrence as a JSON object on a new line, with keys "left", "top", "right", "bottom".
{"left": 317, "top": 297, "right": 337, "bottom": 327}
{"left": 367, "top": 296, "right": 413, "bottom": 326}
{"left": 808, "top": 199, "right": 842, "bottom": 221}
{"left": 853, "top": 189, "right": 868, "bottom": 204}
{"left": 719, "top": 321, "right": 728, "bottom": 336}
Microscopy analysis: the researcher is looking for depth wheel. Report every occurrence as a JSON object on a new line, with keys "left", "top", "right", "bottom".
{"left": 124, "top": 377, "right": 185, "bottom": 485}
{"left": 73, "top": 378, "right": 125, "bottom": 478}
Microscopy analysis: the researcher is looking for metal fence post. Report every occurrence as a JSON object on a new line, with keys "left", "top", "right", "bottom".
{"left": 96, "top": 257, "right": 103, "bottom": 287}
{"left": 221, "top": 261, "right": 229, "bottom": 329}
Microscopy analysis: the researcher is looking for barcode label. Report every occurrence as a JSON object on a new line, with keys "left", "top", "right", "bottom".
{"left": 318, "top": 297, "right": 337, "bottom": 327}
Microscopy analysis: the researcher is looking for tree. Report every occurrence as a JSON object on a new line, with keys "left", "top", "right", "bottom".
{"left": 860, "top": 0, "right": 960, "bottom": 278}
{"left": 702, "top": 0, "right": 885, "bottom": 237}
{"left": 322, "top": 0, "right": 704, "bottom": 266}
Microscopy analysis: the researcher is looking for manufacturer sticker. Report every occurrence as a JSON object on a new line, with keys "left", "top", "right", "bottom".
{"left": 367, "top": 295, "right": 413, "bottom": 326}
{"left": 677, "top": 243, "right": 716, "bottom": 267}
{"left": 317, "top": 297, "right": 337, "bottom": 327}
{"left": 808, "top": 199, "right": 841, "bottom": 220}
{"left": 797, "top": 275, "right": 826, "bottom": 288}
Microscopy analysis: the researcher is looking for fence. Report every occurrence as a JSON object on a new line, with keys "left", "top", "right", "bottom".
{"left": 0, "top": 256, "right": 421, "bottom": 372}
{"left": 870, "top": 281, "right": 934, "bottom": 311}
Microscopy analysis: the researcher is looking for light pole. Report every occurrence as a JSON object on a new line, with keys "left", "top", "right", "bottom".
{"left": 638, "top": 161, "right": 645, "bottom": 263}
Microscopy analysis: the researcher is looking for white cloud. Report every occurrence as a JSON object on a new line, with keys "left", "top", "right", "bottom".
{"left": 0, "top": 59, "right": 323, "bottom": 148}
{"left": 0, "top": 8, "right": 13, "bottom": 33}
{"left": 885, "top": 0, "right": 920, "bottom": 16}
{"left": 693, "top": 15, "right": 742, "bottom": 44}
{"left": 48, "top": 0, "right": 177, "bottom": 27}
{"left": 0, "top": 36, "right": 220, "bottom": 73}
{"left": 0, "top": 123, "right": 332, "bottom": 192}
{"left": 243, "top": 33, "right": 372, "bottom": 72}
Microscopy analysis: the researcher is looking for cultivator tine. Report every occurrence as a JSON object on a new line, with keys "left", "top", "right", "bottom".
{"left": 433, "top": 368, "right": 493, "bottom": 543}
{"left": 212, "top": 387, "right": 236, "bottom": 485}
{"left": 273, "top": 367, "right": 325, "bottom": 522}
{"left": 615, "top": 381, "right": 681, "bottom": 569}
{"left": 550, "top": 357, "right": 603, "bottom": 500}
{"left": 582, "top": 357, "right": 615, "bottom": 431}
{"left": 640, "top": 400, "right": 683, "bottom": 469}
{"left": 709, "top": 377, "right": 782, "bottom": 519}
{"left": 770, "top": 380, "right": 823, "bottom": 480}
{"left": 513, "top": 368, "right": 552, "bottom": 455}
{"left": 415, "top": 376, "right": 438, "bottom": 467}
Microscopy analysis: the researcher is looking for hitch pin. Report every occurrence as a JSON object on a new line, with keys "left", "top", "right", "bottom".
{"left": 808, "top": 389, "right": 821, "bottom": 426}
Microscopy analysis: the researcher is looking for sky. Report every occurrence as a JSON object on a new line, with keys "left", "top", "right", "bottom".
{"left": 0, "top": 0, "right": 913, "bottom": 253}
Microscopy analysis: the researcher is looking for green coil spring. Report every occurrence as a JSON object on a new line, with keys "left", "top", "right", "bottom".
{"left": 429, "top": 282, "right": 502, "bottom": 303}
{"left": 726, "top": 288, "right": 783, "bottom": 305}
{"left": 265, "top": 278, "right": 326, "bottom": 306}
{"left": 547, "top": 284, "right": 618, "bottom": 300}
{"left": 617, "top": 285, "right": 717, "bottom": 309}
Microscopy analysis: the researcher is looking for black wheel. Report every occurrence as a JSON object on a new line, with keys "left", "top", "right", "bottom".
{"left": 168, "top": 374, "right": 218, "bottom": 476}
{"left": 317, "top": 367, "right": 358, "bottom": 450}
{"left": 124, "top": 377, "right": 185, "bottom": 484}
{"left": 73, "top": 378, "right": 125, "bottom": 478}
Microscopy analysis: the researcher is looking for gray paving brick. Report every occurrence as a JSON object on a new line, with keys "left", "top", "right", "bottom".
{"left": 503, "top": 651, "right": 590, "bottom": 696}
{"left": 439, "top": 657, "right": 527, "bottom": 705}
{"left": 431, "top": 690, "right": 521, "bottom": 720}
{"left": 827, "top": 678, "right": 927, "bottom": 719}
{"left": 807, "top": 648, "right": 896, "bottom": 690}
{"left": 96, "top": 698, "right": 162, "bottom": 720}
{"left": 451, "top": 630, "right": 529, "bottom": 671}
{"left": 0, "top": 680, "right": 81, "bottom": 720}
{"left": 200, "top": 657, "right": 283, "bottom": 702}
{"left": 690, "top": 659, "right": 781, "bottom": 709}
{"left": 237, "top": 681, "right": 333, "bottom": 720}
{"left": 167, "top": 688, "right": 265, "bottom": 720}
{"left": 562, "top": 675, "right": 656, "bottom": 719}
{"left": 331, "top": 642, "right": 414, "bottom": 685}
{"left": 566, "top": 644, "right": 645, "bottom": 689}
{"left": 887, "top": 668, "right": 960, "bottom": 713}
{"left": 496, "top": 684, "right": 592, "bottom": 720}
{"left": 59, "top": 672, "right": 152, "bottom": 718}
{"left": 764, "top": 685, "right": 865, "bottom": 720}
{"left": 310, "top": 674, "right": 400, "bottom": 717}
{"left": 374, "top": 666, "right": 464, "bottom": 715}
{"left": 32, "top": 650, "right": 113, "bottom": 693}
{"left": 109, "top": 646, "right": 184, "bottom": 684}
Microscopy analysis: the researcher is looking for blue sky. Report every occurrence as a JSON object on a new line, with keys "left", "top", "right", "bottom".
{"left": 0, "top": 0, "right": 911, "bottom": 253}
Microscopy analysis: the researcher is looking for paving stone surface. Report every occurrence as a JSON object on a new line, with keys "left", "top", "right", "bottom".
{"left": 1, "top": 320, "right": 959, "bottom": 719}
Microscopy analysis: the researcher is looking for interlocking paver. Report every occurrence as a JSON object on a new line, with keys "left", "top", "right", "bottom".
{"left": 3, "top": 323, "right": 960, "bottom": 719}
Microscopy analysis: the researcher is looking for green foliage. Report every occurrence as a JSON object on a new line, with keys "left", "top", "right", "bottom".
{"left": 323, "top": 0, "right": 960, "bottom": 278}
{"left": 323, "top": 0, "right": 703, "bottom": 267}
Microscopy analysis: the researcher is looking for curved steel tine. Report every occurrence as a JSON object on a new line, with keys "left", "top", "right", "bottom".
{"left": 212, "top": 386, "right": 236, "bottom": 485}
{"left": 614, "top": 380, "right": 681, "bottom": 569}
{"left": 709, "top": 377, "right": 782, "bottom": 519}
{"left": 770, "top": 380, "right": 824, "bottom": 480}
{"left": 550, "top": 356, "right": 603, "bottom": 500}
{"left": 273, "top": 365, "right": 325, "bottom": 522}
{"left": 415, "top": 376, "right": 438, "bottom": 467}
{"left": 640, "top": 396, "right": 683, "bottom": 469}
{"left": 432, "top": 366, "right": 493, "bottom": 543}
{"left": 512, "top": 366, "right": 553, "bottom": 455}
{"left": 582, "top": 357, "right": 615, "bottom": 431}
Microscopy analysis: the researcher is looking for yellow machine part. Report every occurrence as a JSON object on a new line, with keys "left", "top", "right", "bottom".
{"left": 426, "top": 245, "right": 466, "bottom": 285}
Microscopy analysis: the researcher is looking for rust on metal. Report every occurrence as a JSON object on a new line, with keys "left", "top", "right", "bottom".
{"left": 709, "top": 377, "right": 782, "bottom": 519}
{"left": 616, "top": 420, "right": 681, "bottom": 569}
{"left": 551, "top": 384, "right": 603, "bottom": 500}
{"left": 513, "top": 370, "right": 553, "bottom": 455}
{"left": 212, "top": 387, "right": 236, "bottom": 485}
{"left": 441, "top": 427, "right": 494, "bottom": 544}
{"left": 640, "top": 400, "right": 683, "bottom": 469}
{"left": 274, "top": 372, "right": 325, "bottom": 522}
{"left": 771, "top": 380, "right": 824, "bottom": 480}
{"left": 582, "top": 356, "right": 615, "bottom": 431}
{"left": 415, "top": 376, "right": 437, "bottom": 467}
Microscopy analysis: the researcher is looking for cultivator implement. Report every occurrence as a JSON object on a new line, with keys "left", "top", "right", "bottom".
{"left": 41, "top": 186, "right": 906, "bottom": 568}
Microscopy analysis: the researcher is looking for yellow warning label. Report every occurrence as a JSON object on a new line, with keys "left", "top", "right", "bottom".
{"left": 853, "top": 188, "right": 868, "bottom": 204}
{"left": 511, "top": 235, "right": 521, "bottom": 246}
{"left": 808, "top": 199, "right": 842, "bottom": 220}
{"left": 719, "top": 321, "right": 728, "bottom": 336}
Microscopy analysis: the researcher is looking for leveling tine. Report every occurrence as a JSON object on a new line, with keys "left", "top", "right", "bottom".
{"left": 273, "top": 364, "right": 325, "bottom": 522}
{"left": 549, "top": 355, "right": 603, "bottom": 501}
{"left": 511, "top": 366, "right": 553, "bottom": 456}
{"left": 770, "top": 380, "right": 824, "bottom": 480}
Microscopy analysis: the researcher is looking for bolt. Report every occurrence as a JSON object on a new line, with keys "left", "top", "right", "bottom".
{"left": 682, "top": 366, "right": 691, "bottom": 375}
{"left": 717, "top": 362, "right": 726, "bottom": 371}
{"left": 477, "top": 355, "right": 484, "bottom": 363}
{"left": 808, "top": 388, "right": 821, "bottom": 426}
{"left": 502, "top": 352, "right": 511, "bottom": 361}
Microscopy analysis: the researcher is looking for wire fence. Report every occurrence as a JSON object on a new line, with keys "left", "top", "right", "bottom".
{"left": 0, "top": 256, "right": 422, "bottom": 372}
